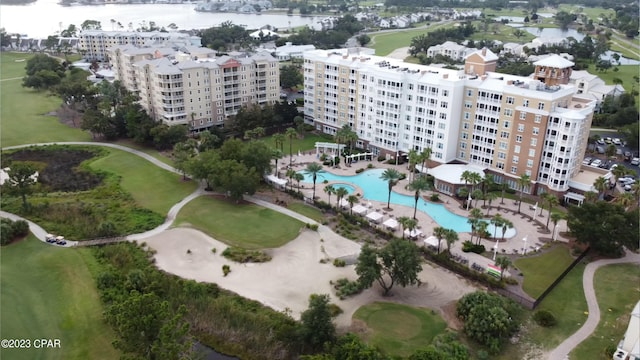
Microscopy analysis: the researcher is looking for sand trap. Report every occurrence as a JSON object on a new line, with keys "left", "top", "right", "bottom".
{"left": 143, "top": 227, "right": 478, "bottom": 328}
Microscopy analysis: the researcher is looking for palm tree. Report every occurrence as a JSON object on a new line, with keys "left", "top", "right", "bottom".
{"left": 286, "top": 168, "right": 296, "bottom": 191}
{"left": 419, "top": 147, "right": 432, "bottom": 176}
{"left": 407, "top": 149, "right": 420, "bottom": 182}
{"left": 304, "top": 162, "right": 324, "bottom": 200}
{"left": 500, "top": 182, "right": 509, "bottom": 205}
{"left": 584, "top": 191, "right": 598, "bottom": 203}
{"left": 380, "top": 168, "right": 401, "bottom": 210}
{"left": 293, "top": 173, "right": 304, "bottom": 192}
{"left": 490, "top": 214, "right": 504, "bottom": 240}
{"left": 481, "top": 174, "right": 495, "bottom": 207}
{"left": 285, "top": 127, "right": 297, "bottom": 167}
{"left": 485, "top": 192, "right": 498, "bottom": 216}
{"left": 516, "top": 174, "right": 531, "bottom": 213}
{"left": 324, "top": 185, "right": 336, "bottom": 206}
{"left": 472, "top": 189, "right": 483, "bottom": 209}
{"left": 406, "top": 218, "right": 418, "bottom": 238}
{"left": 347, "top": 195, "right": 358, "bottom": 215}
{"left": 542, "top": 193, "right": 558, "bottom": 229}
{"left": 593, "top": 176, "right": 608, "bottom": 200}
{"left": 615, "top": 192, "right": 635, "bottom": 210}
{"left": 550, "top": 212, "right": 564, "bottom": 241}
{"left": 433, "top": 227, "right": 447, "bottom": 254}
{"left": 476, "top": 221, "right": 489, "bottom": 246}
{"left": 397, "top": 216, "right": 411, "bottom": 239}
{"left": 495, "top": 256, "right": 512, "bottom": 280}
{"left": 500, "top": 219, "right": 513, "bottom": 242}
{"left": 468, "top": 172, "right": 483, "bottom": 192}
{"left": 335, "top": 187, "right": 348, "bottom": 209}
{"left": 273, "top": 133, "right": 285, "bottom": 153}
{"left": 468, "top": 208, "right": 483, "bottom": 244}
{"left": 460, "top": 170, "right": 473, "bottom": 195}
{"left": 272, "top": 148, "right": 283, "bottom": 176}
{"left": 612, "top": 165, "right": 630, "bottom": 184}
{"left": 444, "top": 229, "right": 458, "bottom": 253}
{"left": 408, "top": 176, "right": 430, "bottom": 219}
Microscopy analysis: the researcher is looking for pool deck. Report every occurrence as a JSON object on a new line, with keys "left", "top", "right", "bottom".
{"left": 280, "top": 152, "right": 570, "bottom": 270}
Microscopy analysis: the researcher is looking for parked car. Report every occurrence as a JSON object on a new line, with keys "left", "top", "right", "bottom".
{"left": 624, "top": 151, "right": 632, "bottom": 161}
{"left": 595, "top": 146, "right": 605, "bottom": 154}
{"left": 582, "top": 157, "right": 593, "bottom": 165}
{"left": 631, "top": 157, "right": 640, "bottom": 166}
{"left": 46, "top": 234, "right": 56, "bottom": 243}
{"left": 613, "top": 138, "right": 622, "bottom": 145}
{"left": 596, "top": 139, "right": 605, "bottom": 145}
{"left": 55, "top": 236, "right": 66, "bottom": 245}
{"left": 604, "top": 137, "right": 613, "bottom": 144}
{"left": 590, "top": 159, "right": 602, "bottom": 167}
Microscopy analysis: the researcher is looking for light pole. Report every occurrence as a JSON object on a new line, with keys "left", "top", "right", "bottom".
{"left": 492, "top": 240, "right": 499, "bottom": 261}
{"left": 466, "top": 192, "right": 472, "bottom": 211}
{"left": 522, "top": 236, "right": 528, "bottom": 255}
{"left": 532, "top": 202, "right": 537, "bottom": 219}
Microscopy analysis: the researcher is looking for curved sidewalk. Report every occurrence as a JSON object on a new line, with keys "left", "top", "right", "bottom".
{"left": 547, "top": 251, "right": 640, "bottom": 360}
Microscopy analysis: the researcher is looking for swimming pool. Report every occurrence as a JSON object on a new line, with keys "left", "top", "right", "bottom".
{"left": 300, "top": 168, "right": 516, "bottom": 237}
{"left": 331, "top": 183, "right": 356, "bottom": 194}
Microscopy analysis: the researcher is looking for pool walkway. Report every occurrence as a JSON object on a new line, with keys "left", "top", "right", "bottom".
{"left": 281, "top": 151, "right": 570, "bottom": 272}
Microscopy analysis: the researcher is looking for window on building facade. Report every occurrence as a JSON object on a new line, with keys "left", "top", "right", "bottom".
{"left": 523, "top": 99, "right": 529, "bottom": 107}
{"left": 499, "top": 141, "right": 508, "bottom": 150}
{"left": 504, "top": 108, "right": 513, "bottom": 116}
{"left": 498, "top": 152, "right": 506, "bottom": 159}
{"left": 467, "top": 89, "right": 473, "bottom": 97}
{"left": 533, "top": 127, "right": 540, "bottom": 135}
{"left": 531, "top": 138, "right": 537, "bottom": 146}
{"left": 510, "top": 166, "right": 517, "bottom": 174}
{"left": 506, "top": 96, "right": 514, "bottom": 104}
{"left": 518, "top": 124, "right": 525, "bottom": 132}
{"left": 513, "top": 155, "right": 519, "bottom": 164}
{"left": 516, "top": 135, "right": 522, "bottom": 143}
{"left": 504, "top": 121, "right": 510, "bottom": 128}
{"left": 514, "top": 145, "right": 520, "bottom": 154}
{"left": 519, "top": 112, "right": 527, "bottom": 120}
{"left": 534, "top": 115, "right": 541, "bottom": 123}
{"left": 538, "top": 102, "right": 545, "bottom": 110}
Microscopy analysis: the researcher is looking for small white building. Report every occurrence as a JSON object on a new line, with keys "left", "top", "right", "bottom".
{"left": 275, "top": 42, "right": 316, "bottom": 61}
{"left": 613, "top": 301, "right": 640, "bottom": 360}
{"left": 249, "top": 29, "right": 279, "bottom": 40}
{"left": 427, "top": 41, "right": 472, "bottom": 61}
{"left": 570, "top": 70, "right": 625, "bottom": 108}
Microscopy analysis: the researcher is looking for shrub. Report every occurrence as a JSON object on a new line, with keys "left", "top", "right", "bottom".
{"left": 533, "top": 310, "right": 557, "bottom": 327}
{"left": 462, "top": 240, "right": 486, "bottom": 254}
{"left": 333, "top": 278, "right": 364, "bottom": 299}
{"left": 222, "top": 247, "right": 272, "bottom": 263}
{"left": 0, "top": 218, "right": 30, "bottom": 245}
{"left": 333, "top": 259, "right": 346, "bottom": 267}
{"left": 377, "top": 155, "right": 386, "bottom": 162}
{"left": 398, "top": 172, "right": 407, "bottom": 180}
{"left": 186, "top": 249, "right": 192, "bottom": 254}
{"left": 306, "top": 223, "right": 319, "bottom": 231}
{"left": 430, "top": 193, "right": 440, "bottom": 202}
{"left": 211, "top": 248, "right": 217, "bottom": 254}
{"left": 328, "top": 303, "right": 343, "bottom": 317}
{"left": 222, "top": 264, "right": 231, "bottom": 277}
{"left": 355, "top": 168, "right": 365, "bottom": 174}
{"left": 367, "top": 163, "right": 374, "bottom": 169}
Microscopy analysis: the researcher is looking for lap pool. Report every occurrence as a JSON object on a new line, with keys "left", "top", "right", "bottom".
{"left": 300, "top": 168, "right": 516, "bottom": 236}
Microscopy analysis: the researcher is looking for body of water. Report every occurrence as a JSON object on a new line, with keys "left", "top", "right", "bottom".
{"left": 1, "top": 0, "right": 318, "bottom": 37}
{"left": 300, "top": 168, "right": 517, "bottom": 237}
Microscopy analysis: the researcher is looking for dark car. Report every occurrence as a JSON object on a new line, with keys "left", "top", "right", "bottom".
{"left": 624, "top": 151, "right": 632, "bottom": 161}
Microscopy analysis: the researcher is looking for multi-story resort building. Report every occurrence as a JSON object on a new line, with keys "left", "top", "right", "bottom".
{"left": 303, "top": 48, "right": 597, "bottom": 200}
{"left": 108, "top": 45, "right": 280, "bottom": 131}
{"left": 80, "top": 30, "right": 201, "bottom": 62}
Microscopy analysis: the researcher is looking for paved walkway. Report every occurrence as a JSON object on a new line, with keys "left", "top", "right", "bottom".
{"left": 547, "top": 251, "right": 640, "bottom": 360}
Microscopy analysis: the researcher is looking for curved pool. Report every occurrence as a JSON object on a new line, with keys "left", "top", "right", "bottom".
{"left": 300, "top": 168, "right": 516, "bottom": 236}
{"left": 331, "top": 183, "right": 356, "bottom": 194}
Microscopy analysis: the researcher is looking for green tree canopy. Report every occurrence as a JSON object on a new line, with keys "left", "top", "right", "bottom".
{"left": 567, "top": 201, "right": 639, "bottom": 256}
{"left": 280, "top": 65, "right": 303, "bottom": 89}
{"left": 356, "top": 240, "right": 423, "bottom": 296}
{"left": 299, "top": 294, "right": 336, "bottom": 352}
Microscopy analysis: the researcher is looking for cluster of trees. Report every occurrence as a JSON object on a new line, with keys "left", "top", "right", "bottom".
{"left": 594, "top": 92, "right": 639, "bottom": 129}
{"left": 199, "top": 21, "right": 254, "bottom": 52}
{"left": 456, "top": 291, "right": 522, "bottom": 354}
{"left": 598, "top": 2, "right": 639, "bottom": 38}
{"left": 0, "top": 218, "right": 29, "bottom": 246}
{"left": 409, "top": 23, "right": 475, "bottom": 56}
{"left": 275, "top": 15, "right": 364, "bottom": 50}
{"left": 22, "top": 54, "right": 67, "bottom": 90}
{"left": 178, "top": 137, "right": 272, "bottom": 200}
{"left": 567, "top": 201, "right": 639, "bottom": 257}
{"left": 231, "top": 102, "right": 302, "bottom": 136}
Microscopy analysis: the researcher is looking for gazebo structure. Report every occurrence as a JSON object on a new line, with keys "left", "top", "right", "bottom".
{"left": 315, "top": 142, "right": 345, "bottom": 159}
{"left": 345, "top": 152, "right": 374, "bottom": 164}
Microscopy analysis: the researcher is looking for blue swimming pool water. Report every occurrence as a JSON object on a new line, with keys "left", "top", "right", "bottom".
{"left": 300, "top": 168, "right": 516, "bottom": 236}
{"left": 332, "top": 183, "right": 355, "bottom": 194}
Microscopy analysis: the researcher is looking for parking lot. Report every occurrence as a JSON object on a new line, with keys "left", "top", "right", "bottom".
{"left": 587, "top": 132, "right": 640, "bottom": 179}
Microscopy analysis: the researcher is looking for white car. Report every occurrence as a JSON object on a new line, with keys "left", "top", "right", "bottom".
{"left": 582, "top": 157, "right": 592, "bottom": 165}
{"left": 631, "top": 157, "right": 640, "bottom": 166}
{"left": 590, "top": 159, "right": 602, "bottom": 167}
{"left": 613, "top": 138, "right": 622, "bottom": 145}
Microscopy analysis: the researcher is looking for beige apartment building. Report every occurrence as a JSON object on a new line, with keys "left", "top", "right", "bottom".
{"left": 79, "top": 30, "right": 201, "bottom": 62}
{"left": 303, "top": 48, "right": 596, "bottom": 197}
{"left": 108, "top": 45, "right": 280, "bottom": 131}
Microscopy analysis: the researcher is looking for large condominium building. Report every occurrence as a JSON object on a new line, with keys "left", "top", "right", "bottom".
{"left": 80, "top": 30, "right": 201, "bottom": 62}
{"left": 108, "top": 45, "right": 280, "bottom": 131}
{"left": 303, "top": 48, "right": 596, "bottom": 196}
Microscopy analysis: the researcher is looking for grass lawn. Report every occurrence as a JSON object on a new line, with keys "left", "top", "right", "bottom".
{"left": 111, "top": 139, "right": 175, "bottom": 166}
{"left": 1, "top": 52, "right": 91, "bottom": 147}
{"left": 556, "top": 5, "right": 616, "bottom": 22}
{"left": 586, "top": 64, "right": 639, "bottom": 94}
{"left": 175, "top": 195, "right": 304, "bottom": 249}
{"left": 287, "top": 202, "right": 325, "bottom": 222}
{"left": 569, "top": 263, "right": 640, "bottom": 360}
{"left": 0, "top": 234, "right": 119, "bottom": 360}
{"left": 353, "top": 302, "right": 447, "bottom": 357}
{"left": 88, "top": 147, "right": 197, "bottom": 215}
{"left": 514, "top": 244, "right": 575, "bottom": 299}
{"left": 261, "top": 132, "right": 333, "bottom": 154}
{"left": 469, "top": 22, "right": 535, "bottom": 43}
